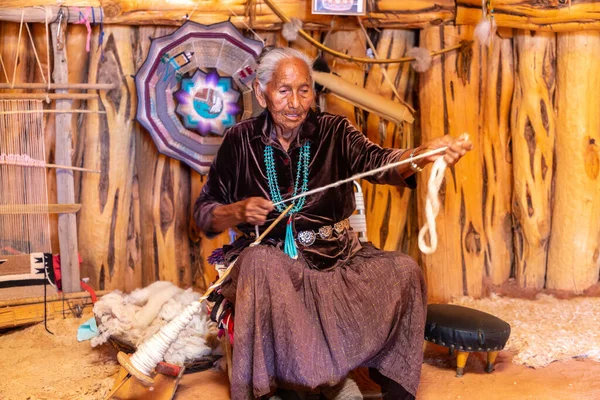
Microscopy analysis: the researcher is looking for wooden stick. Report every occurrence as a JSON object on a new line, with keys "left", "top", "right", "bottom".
{"left": 273, "top": 146, "right": 449, "bottom": 207}
{"left": 253, "top": 203, "right": 295, "bottom": 245}
{"left": 199, "top": 204, "right": 294, "bottom": 302}
{"left": 0, "top": 93, "right": 97, "bottom": 100}
{"left": 0, "top": 109, "right": 106, "bottom": 115}
{"left": 0, "top": 160, "right": 100, "bottom": 173}
{"left": 45, "top": 162, "right": 100, "bottom": 173}
{"left": 0, "top": 83, "right": 117, "bottom": 90}
{"left": 0, "top": 290, "right": 109, "bottom": 307}
{"left": 104, "top": 372, "right": 131, "bottom": 400}
{"left": 0, "top": 203, "right": 82, "bottom": 215}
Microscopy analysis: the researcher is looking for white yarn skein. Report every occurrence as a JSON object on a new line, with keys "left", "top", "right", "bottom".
{"left": 418, "top": 157, "right": 447, "bottom": 254}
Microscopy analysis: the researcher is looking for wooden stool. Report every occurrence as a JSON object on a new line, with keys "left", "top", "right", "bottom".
{"left": 424, "top": 304, "right": 511, "bottom": 377}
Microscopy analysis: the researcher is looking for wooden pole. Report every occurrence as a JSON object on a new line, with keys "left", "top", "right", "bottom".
{"left": 510, "top": 30, "right": 556, "bottom": 290}
{"left": 418, "top": 25, "right": 486, "bottom": 302}
{"left": 547, "top": 31, "right": 600, "bottom": 292}
{"left": 0, "top": 83, "right": 116, "bottom": 90}
{"left": 0, "top": 203, "right": 81, "bottom": 214}
{"left": 0, "top": 93, "right": 97, "bottom": 100}
{"left": 481, "top": 35, "right": 514, "bottom": 285}
{"left": 51, "top": 21, "right": 80, "bottom": 294}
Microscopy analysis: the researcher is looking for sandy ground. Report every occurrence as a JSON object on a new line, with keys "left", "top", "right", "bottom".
{"left": 1, "top": 312, "right": 600, "bottom": 400}
{"left": 0, "top": 316, "right": 119, "bottom": 400}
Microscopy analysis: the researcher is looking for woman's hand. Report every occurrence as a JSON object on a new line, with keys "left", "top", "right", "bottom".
{"left": 236, "top": 197, "right": 274, "bottom": 226}
{"left": 420, "top": 133, "right": 473, "bottom": 166}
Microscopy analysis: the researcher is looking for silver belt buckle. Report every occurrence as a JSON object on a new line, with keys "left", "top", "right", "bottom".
{"left": 297, "top": 219, "right": 349, "bottom": 247}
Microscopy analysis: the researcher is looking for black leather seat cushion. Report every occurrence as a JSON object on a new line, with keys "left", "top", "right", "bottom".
{"left": 425, "top": 304, "right": 511, "bottom": 352}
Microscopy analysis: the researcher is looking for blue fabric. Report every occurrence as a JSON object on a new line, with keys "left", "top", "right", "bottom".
{"left": 77, "top": 317, "right": 98, "bottom": 342}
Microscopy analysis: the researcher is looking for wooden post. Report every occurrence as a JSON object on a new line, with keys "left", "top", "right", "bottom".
{"left": 362, "top": 29, "right": 417, "bottom": 253}
{"left": 322, "top": 28, "right": 366, "bottom": 125}
{"left": 481, "top": 35, "right": 514, "bottom": 285}
{"left": 78, "top": 25, "right": 140, "bottom": 292}
{"left": 547, "top": 32, "right": 600, "bottom": 292}
{"left": 510, "top": 31, "right": 556, "bottom": 290}
{"left": 418, "top": 25, "right": 486, "bottom": 302}
{"left": 51, "top": 22, "right": 80, "bottom": 293}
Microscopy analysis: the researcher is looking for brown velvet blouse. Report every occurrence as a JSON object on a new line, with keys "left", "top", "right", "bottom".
{"left": 193, "top": 109, "right": 416, "bottom": 270}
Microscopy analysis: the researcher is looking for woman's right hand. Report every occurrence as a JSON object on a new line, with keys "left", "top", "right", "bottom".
{"left": 236, "top": 197, "right": 274, "bottom": 226}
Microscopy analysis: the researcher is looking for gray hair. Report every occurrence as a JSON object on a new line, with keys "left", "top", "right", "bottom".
{"left": 255, "top": 47, "right": 314, "bottom": 90}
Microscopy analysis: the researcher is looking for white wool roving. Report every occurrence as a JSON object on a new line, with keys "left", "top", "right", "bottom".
{"left": 282, "top": 18, "right": 303, "bottom": 42}
{"left": 91, "top": 282, "right": 220, "bottom": 365}
{"left": 474, "top": 16, "right": 497, "bottom": 47}
{"left": 131, "top": 282, "right": 184, "bottom": 329}
{"left": 407, "top": 47, "right": 432, "bottom": 73}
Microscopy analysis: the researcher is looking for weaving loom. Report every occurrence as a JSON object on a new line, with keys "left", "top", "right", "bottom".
{"left": 0, "top": 100, "right": 57, "bottom": 300}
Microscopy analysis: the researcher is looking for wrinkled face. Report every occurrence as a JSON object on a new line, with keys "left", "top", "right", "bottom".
{"left": 255, "top": 57, "right": 315, "bottom": 134}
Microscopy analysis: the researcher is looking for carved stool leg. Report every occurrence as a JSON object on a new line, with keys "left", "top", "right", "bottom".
{"left": 455, "top": 351, "right": 469, "bottom": 377}
{"left": 486, "top": 351, "right": 499, "bottom": 373}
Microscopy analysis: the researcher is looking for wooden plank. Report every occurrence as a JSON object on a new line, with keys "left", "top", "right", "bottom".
{"left": 510, "top": 30, "right": 556, "bottom": 290}
{"left": 51, "top": 22, "right": 80, "bottom": 294}
{"left": 481, "top": 35, "right": 514, "bottom": 285}
{"left": 361, "top": 29, "right": 417, "bottom": 253}
{"left": 418, "top": 25, "right": 486, "bottom": 302}
{"left": 322, "top": 28, "right": 366, "bottom": 125}
{"left": 78, "top": 25, "right": 139, "bottom": 292}
{"left": 547, "top": 32, "right": 600, "bottom": 292}
{"left": 457, "top": 0, "right": 600, "bottom": 32}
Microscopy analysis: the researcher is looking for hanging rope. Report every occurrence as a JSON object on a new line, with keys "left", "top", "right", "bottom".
{"left": 262, "top": 0, "right": 471, "bottom": 65}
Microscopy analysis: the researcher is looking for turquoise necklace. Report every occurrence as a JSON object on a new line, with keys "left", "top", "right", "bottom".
{"left": 264, "top": 141, "right": 311, "bottom": 259}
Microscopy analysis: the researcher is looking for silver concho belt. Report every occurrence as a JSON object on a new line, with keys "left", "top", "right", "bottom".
{"left": 296, "top": 219, "right": 351, "bottom": 247}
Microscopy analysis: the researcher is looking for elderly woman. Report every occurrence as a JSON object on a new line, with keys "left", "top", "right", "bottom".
{"left": 195, "top": 47, "right": 472, "bottom": 400}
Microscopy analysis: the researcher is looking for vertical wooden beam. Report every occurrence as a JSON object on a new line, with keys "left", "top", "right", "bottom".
{"left": 78, "top": 25, "right": 139, "bottom": 292}
{"left": 51, "top": 22, "right": 80, "bottom": 293}
{"left": 322, "top": 28, "right": 366, "bottom": 125}
{"left": 547, "top": 31, "right": 600, "bottom": 292}
{"left": 418, "top": 25, "right": 486, "bottom": 302}
{"left": 510, "top": 31, "right": 556, "bottom": 290}
{"left": 362, "top": 29, "right": 417, "bottom": 253}
{"left": 481, "top": 35, "right": 514, "bottom": 285}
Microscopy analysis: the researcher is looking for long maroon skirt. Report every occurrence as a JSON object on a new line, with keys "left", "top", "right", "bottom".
{"left": 220, "top": 243, "right": 427, "bottom": 400}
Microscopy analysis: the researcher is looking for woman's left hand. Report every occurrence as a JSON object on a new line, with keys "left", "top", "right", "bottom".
{"left": 421, "top": 133, "right": 473, "bottom": 166}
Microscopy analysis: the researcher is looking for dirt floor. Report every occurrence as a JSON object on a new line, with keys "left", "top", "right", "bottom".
{"left": 1, "top": 312, "right": 600, "bottom": 400}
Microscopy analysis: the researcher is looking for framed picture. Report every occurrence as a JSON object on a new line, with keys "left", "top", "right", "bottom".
{"left": 312, "top": 0, "right": 366, "bottom": 16}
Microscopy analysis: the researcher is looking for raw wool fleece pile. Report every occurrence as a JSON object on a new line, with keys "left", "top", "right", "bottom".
{"left": 451, "top": 294, "right": 600, "bottom": 368}
{"left": 92, "top": 281, "right": 221, "bottom": 365}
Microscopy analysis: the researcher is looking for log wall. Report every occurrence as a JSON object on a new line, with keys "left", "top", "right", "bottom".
{"left": 0, "top": 9, "right": 599, "bottom": 300}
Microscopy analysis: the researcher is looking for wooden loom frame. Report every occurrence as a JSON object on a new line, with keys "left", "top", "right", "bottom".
{"left": 0, "top": 19, "right": 114, "bottom": 298}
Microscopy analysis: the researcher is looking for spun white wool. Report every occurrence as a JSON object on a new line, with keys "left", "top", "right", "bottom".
{"left": 91, "top": 282, "right": 219, "bottom": 366}
{"left": 418, "top": 157, "right": 446, "bottom": 254}
{"left": 407, "top": 47, "right": 433, "bottom": 73}
{"left": 282, "top": 18, "right": 303, "bottom": 41}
